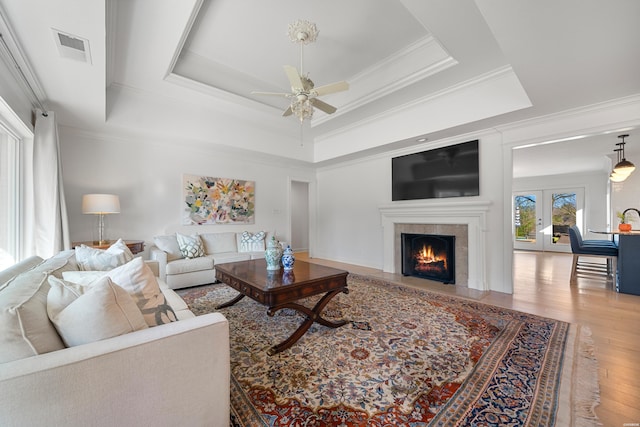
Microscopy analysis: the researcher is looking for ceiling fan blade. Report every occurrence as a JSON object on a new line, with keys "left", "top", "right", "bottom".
{"left": 282, "top": 106, "right": 294, "bottom": 117}
{"left": 312, "top": 81, "right": 349, "bottom": 97}
{"left": 251, "top": 91, "right": 291, "bottom": 97}
{"left": 310, "top": 98, "right": 337, "bottom": 114}
{"left": 283, "top": 65, "right": 304, "bottom": 91}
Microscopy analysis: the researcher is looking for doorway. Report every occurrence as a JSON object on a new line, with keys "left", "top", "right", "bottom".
{"left": 513, "top": 188, "right": 584, "bottom": 253}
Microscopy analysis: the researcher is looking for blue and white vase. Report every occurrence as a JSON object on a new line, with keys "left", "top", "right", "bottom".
{"left": 282, "top": 245, "right": 295, "bottom": 271}
{"left": 265, "top": 237, "right": 283, "bottom": 270}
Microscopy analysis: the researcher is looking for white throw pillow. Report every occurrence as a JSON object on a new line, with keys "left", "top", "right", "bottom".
{"left": 237, "top": 231, "right": 267, "bottom": 252}
{"left": 48, "top": 276, "right": 148, "bottom": 347}
{"left": 109, "top": 238, "right": 135, "bottom": 262}
{"left": 47, "top": 276, "right": 86, "bottom": 320}
{"left": 62, "top": 270, "right": 107, "bottom": 286}
{"left": 105, "top": 257, "right": 177, "bottom": 326}
{"left": 176, "top": 233, "right": 205, "bottom": 259}
{"left": 153, "top": 234, "right": 183, "bottom": 261}
{"left": 0, "top": 271, "right": 66, "bottom": 363}
{"left": 75, "top": 239, "right": 133, "bottom": 271}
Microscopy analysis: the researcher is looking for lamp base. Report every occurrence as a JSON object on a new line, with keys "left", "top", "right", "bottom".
{"left": 92, "top": 239, "right": 112, "bottom": 247}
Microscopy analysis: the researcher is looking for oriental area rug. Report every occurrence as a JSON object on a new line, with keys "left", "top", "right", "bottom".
{"left": 177, "top": 274, "right": 600, "bottom": 426}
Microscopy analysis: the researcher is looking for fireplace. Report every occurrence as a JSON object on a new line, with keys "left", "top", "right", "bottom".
{"left": 379, "top": 200, "right": 490, "bottom": 290}
{"left": 401, "top": 233, "right": 455, "bottom": 284}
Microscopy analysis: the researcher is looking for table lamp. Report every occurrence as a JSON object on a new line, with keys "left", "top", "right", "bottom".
{"left": 82, "top": 194, "right": 120, "bottom": 245}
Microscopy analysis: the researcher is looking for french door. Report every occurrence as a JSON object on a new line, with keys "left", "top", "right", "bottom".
{"left": 513, "top": 188, "right": 584, "bottom": 253}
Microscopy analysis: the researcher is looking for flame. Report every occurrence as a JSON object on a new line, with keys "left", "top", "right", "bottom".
{"left": 415, "top": 244, "right": 447, "bottom": 270}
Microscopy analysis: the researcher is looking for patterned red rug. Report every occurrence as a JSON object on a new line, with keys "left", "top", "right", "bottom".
{"left": 177, "top": 274, "right": 600, "bottom": 426}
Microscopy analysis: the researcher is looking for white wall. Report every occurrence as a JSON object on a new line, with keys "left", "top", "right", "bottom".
{"left": 611, "top": 170, "right": 640, "bottom": 226}
{"left": 59, "top": 127, "right": 315, "bottom": 257}
{"left": 290, "top": 180, "right": 309, "bottom": 251}
{"left": 314, "top": 131, "right": 508, "bottom": 292}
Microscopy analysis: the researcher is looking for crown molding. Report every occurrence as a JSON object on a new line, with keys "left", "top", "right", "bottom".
{"left": 314, "top": 65, "right": 521, "bottom": 147}
{"left": 0, "top": 3, "right": 47, "bottom": 111}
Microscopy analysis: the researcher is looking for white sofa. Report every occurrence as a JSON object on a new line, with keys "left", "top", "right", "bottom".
{"left": 150, "top": 231, "right": 267, "bottom": 289}
{"left": 0, "top": 251, "right": 230, "bottom": 427}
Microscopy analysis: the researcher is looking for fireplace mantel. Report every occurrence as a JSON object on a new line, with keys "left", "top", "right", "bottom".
{"left": 379, "top": 200, "right": 491, "bottom": 291}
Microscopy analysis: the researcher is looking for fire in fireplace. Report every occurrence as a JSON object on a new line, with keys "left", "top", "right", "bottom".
{"left": 401, "top": 233, "right": 455, "bottom": 284}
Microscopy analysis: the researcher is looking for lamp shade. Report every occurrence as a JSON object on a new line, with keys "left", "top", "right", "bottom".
{"left": 613, "top": 159, "right": 636, "bottom": 174}
{"left": 82, "top": 194, "right": 120, "bottom": 214}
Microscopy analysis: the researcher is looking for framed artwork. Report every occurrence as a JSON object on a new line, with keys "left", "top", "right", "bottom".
{"left": 182, "top": 174, "right": 255, "bottom": 225}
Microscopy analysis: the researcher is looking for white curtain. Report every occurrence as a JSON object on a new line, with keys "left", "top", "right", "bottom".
{"left": 30, "top": 110, "right": 70, "bottom": 257}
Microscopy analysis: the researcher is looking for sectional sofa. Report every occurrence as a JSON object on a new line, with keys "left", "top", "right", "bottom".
{"left": 150, "top": 230, "right": 268, "bottom": 289}
{"left": 0, "top": 248, "right": 230, "bottom": 426}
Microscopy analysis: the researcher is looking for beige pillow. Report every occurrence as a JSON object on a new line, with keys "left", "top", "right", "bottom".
{"left": 48, "top": 276, "right": 148, "bottom": 347}
{"left": 31, "top": 250, "right": 78, "bottom": 278}
{"left": 0, "top": 271, "right": 66, "bottom": 363}
{"left": 153, "top": 234, "right": 183, "bottom": 261}
{"left": 176, "top": 233, "right": 205, "bottom": 258}
{"left": 200, "top": 232, "right": 237, "bottom": 254}
{"left": 105, "top": 257, "right": 177, "bottom": 327}
{"left": 47, "top": 276, "right": 87, "bottom": 319}
{"left": 62, "top": 270, "right": 107, "bottom": 285}
{"left": 109, "top": 238, "right": 135, "bottom": 262}
{"left": 75, "top": 240, "right": 132, "bottom": 271}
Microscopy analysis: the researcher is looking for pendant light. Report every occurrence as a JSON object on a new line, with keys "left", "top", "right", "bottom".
{"left": 610, "top": 134, "right": 634, "bottom": 182}
{"left": 613, "top": 134, "right": 635, "bottom": 175}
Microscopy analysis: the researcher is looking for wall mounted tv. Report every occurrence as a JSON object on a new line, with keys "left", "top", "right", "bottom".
{"left": 392, "top": 139, "right": 479, "bottom": 201}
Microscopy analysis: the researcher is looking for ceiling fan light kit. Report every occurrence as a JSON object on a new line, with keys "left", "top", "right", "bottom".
{"left": 253, "top": 20, "right": 349, "bottom": 124}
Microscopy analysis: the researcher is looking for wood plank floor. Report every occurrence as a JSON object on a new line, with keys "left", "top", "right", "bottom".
{"left": 297, "top": 250, "right": 640, "bottom": 426}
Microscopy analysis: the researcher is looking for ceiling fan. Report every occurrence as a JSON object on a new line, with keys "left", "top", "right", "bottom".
{"left": 252, "top": 20, "right": 349, "bottom": 122}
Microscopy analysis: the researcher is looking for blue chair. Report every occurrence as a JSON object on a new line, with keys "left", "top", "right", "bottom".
{"left": 568, "top": 226, "right": 618, "bottom": 284}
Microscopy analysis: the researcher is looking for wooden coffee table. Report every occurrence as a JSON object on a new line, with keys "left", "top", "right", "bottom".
{"left": 215, "top": 259, "right": 349, "bottom": 355}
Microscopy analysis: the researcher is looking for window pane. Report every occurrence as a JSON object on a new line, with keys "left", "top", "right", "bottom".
{"left": 551, "top": 193, "right": 577, "bottom": 245}
{"left": 514, "top": 194, "right": 537, "bottom": 243}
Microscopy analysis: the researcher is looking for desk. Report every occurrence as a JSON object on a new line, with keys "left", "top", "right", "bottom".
{"left": 590, "top": 230, "right": 640, "bottom": 295}
{"left": 72, "top": 240, "right": 145, "bottom": 255}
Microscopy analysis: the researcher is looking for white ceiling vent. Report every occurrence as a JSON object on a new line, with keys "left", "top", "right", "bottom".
{"left": 52, "top": 29, "right": 91, "bottom": 64}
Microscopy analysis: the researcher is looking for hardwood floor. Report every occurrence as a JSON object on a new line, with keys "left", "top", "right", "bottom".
{"left": 297, "top": 250, "right": 640, "bottom": 426}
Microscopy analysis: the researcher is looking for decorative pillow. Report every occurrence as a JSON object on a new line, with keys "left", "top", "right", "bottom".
{"left": 47, "top": 276, "right": 86, "bottom": 320}
{"left": 31, "top": 250, "right": 78, "bottom": 278}
{"left": 0, "top": 271, "right": 66, "bottom": 363}
{"left": 109, "top": 238, "right": 135, "bottom": 262}
{"left": 75, "top": 240, "right": 132, "bottom": 271}
{"left": 176, "top": 233, "right": 205, "bottom": 259}
{"left": 237, "top": 231, "right": 267, "bottom": 252}
{"left": 200, "top": 232, "right": 237, "bottom": 254}
{"left": 61, "top": 270, "right": 107, "bottom": 286}
{"left": 47, "top": 276, "right": 148, "bottom": 347}
{"left": 105, "top": 257, "right": 177, "bottom": 326}
{"left": 153, "top": 234, "right": 183, "bottom": 261}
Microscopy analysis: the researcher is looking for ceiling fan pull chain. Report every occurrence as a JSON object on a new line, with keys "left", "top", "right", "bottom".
{"left": 300, "top": 121, "right": 304, "bottom": 147}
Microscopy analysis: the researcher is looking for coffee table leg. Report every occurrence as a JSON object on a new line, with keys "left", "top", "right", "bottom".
{"left": 266, "top": 288, "right": 348, "bottom": 355}
{"left": 215, "top": 293, "right": 245, "bottom": 309}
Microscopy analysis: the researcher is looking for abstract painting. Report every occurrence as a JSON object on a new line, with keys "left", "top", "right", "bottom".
{"left": 183, "top": 174, "right": 255, "bottom": 225}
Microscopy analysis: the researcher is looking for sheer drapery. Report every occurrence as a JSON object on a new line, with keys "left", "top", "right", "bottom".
{"left": 30, "top": 110, "right": 70, "bottom": 257}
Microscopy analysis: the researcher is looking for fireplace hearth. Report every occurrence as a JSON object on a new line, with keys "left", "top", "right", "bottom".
{"left": 401, "top": 233, "right": 455, "bottom": 284}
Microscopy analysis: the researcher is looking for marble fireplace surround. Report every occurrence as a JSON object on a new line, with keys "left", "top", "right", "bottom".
{"left": 379, "top": 200, "right": 491, "bottom": 291}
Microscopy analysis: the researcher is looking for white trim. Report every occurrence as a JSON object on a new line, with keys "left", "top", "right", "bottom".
{"left": 379, "top": 200, "right": 491, "bottom": 291}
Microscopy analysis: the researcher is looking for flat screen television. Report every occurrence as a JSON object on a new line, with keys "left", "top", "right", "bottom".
{"left": 392, "top": 140, "right": 479, "bottom": 201}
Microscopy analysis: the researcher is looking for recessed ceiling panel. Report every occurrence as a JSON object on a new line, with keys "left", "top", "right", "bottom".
{"left": 174, "top": 0, "right": 430, "bottom": 113}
